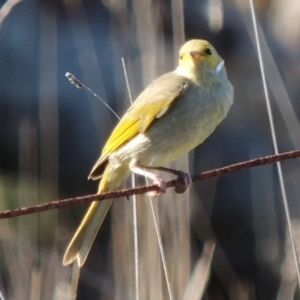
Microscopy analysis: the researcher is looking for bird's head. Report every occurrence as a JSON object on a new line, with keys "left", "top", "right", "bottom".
{"left": 176, "top": 39, "right": 225, "bottom": 85}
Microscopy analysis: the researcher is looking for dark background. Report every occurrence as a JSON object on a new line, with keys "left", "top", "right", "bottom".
{"left": 1, "top": 0, "right": 300, "bottom": 299}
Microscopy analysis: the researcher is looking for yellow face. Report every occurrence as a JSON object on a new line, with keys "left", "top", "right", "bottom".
{"left": 177, "top": 39, "right": 223, "bottom": 81}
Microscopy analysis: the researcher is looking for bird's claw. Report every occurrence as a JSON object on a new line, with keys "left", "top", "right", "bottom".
{"left": 174, "top": 171, "right": 192, "bottom": 194}
{"left": 148, "top": 178, "right": 166, "bottom": 197}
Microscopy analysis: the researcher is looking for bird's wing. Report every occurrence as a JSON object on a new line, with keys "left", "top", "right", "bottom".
{"left": 89, "top": 72, "right": 190, "bottom": 179}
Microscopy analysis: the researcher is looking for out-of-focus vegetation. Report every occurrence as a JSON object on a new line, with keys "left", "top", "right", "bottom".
{"left": 1, "top": 0, "right": 300, "bottom": 299}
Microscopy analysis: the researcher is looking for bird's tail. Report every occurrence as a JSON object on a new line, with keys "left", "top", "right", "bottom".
{"left": 63, "top": 164, "right": 126, "bottom": 267}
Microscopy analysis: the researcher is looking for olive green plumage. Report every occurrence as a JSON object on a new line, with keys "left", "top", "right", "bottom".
{"left": 63, "top": 39, "right": 234, "bottom": 267}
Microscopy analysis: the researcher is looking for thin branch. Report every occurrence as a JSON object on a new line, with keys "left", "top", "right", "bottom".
{"left": 65, "top": 72, "right": 120, "bottom": 120}
{"left": 1, "top": 149, "right": 300, "bottom": 219}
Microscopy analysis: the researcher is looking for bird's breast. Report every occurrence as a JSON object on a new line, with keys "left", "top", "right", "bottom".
{"left": 113, "top": 80, "right": 233, "bottom": 168}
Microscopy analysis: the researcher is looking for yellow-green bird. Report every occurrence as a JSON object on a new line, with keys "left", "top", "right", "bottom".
{"left": 63, "top": 39, "right": 234, "bottom": 267}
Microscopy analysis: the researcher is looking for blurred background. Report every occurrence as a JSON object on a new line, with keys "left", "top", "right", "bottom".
{"left": 1, "top": 0, "right": 300, "bottom": 299}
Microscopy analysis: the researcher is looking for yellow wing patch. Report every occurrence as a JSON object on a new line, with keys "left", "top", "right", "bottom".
{"left": 89, "top": 72, "right": 190, "bottom": 179}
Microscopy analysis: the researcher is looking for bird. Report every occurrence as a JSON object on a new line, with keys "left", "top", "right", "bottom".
{"left": 63, "top": 39, "right": 234, "bottom": 267}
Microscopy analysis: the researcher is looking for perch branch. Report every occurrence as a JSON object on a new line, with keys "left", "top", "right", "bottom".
{"left": 0, "top": 149, "right": 300, "bottom": 219}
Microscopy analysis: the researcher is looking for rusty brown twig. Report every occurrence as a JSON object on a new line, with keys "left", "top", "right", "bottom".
{"left": 1, "top": 149, "right": 300, "bottom": 219}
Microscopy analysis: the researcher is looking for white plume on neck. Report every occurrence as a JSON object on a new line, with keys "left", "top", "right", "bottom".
{"left": 215, "top": 60, "right": 224, "bottom": 74}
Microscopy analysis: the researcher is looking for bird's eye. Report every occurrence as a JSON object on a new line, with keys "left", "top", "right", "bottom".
{"left": 205, "top": 48, "right": 212, "bottom": 55}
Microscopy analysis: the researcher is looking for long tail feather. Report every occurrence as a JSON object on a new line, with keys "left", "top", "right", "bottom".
{"left": 63, "top": 164, "right": 127, "bottom": 267}
{"left": 63, "top": 199, "right": 113, "bottom": 267}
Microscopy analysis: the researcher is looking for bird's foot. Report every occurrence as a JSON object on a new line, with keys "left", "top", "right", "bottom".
{"left": 129, "top": 160, "right": 192, "bottom": 197}
{"left": 143, "top": 166, "right": 192, "bottom": 194}
{"left": 174, "top": 171, "right": 192, "bottom": 194}
{"left": 148, "top": 176, "right": 166, "bottom": 198}
{"left": 129, "top": 159, "right": 166, "bottom": 197}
